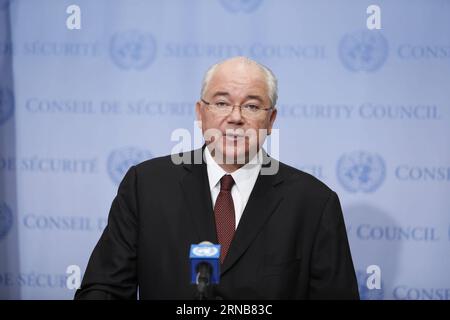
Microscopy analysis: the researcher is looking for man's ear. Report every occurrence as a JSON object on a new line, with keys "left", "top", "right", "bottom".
{"left": 267, "top": 108, "right": 277, "bottom": 135}
{"left": 195, "top": 101, "right": 202, "bottom": 129}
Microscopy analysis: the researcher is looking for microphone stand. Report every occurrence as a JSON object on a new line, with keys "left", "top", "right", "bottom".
{"left": 196, "top": 263, "right": 212, "bottom": 300}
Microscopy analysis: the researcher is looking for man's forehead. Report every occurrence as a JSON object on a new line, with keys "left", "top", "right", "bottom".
{"left": 214, "top": 61, "right": 265, "bottom": 80}
{"left": 206, "top": 85, "right": 267, "bottom": 100}
{"left": 207, "top": 66, "right": 268, "bottom": 91}
{"left": 210, "top": 91, "right": 265, "bottom": 102}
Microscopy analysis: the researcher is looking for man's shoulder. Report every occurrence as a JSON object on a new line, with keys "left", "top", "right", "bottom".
{"left": 276, "top": 159, "right": 334, "bottom": 197}
{"left": 134, "top": 151, "right": 190, "bottom": 173}
{"left": 132, "top": 148, "right": 205, "bottom": 176}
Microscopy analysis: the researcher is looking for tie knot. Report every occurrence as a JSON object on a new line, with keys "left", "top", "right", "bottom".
{"left": 220, "top": 175, "right": 235, "bottom": 192}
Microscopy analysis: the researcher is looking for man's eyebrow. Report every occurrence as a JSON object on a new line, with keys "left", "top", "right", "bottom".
{"left": 211, "top": 92, "right": 264, "bottom": 102}
{"left": 212, "top": 91, "right": 230, "bottom": 98}
{"left": 246, "top": 95, "right": 264, "bottom": 102}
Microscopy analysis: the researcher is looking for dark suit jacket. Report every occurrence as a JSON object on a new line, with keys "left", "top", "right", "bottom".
{"left": 75, "top": 147, "right": 359, "bottom": 300}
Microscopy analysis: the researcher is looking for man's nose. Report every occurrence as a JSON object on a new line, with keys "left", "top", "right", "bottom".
{"left": 227, "top": 105, "right": 244, "bottom": 123}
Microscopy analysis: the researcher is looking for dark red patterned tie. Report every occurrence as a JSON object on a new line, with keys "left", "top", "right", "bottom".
{"left": 214, "top": 175, "right": 236, "bottom": 264}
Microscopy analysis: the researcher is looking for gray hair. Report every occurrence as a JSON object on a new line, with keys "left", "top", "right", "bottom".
{"left": 200, "top": 56, "right": 278, "bottom": 107}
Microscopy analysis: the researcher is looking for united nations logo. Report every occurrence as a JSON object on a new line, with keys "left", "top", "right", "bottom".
{"left": 193, "top": 246, "right": 219, "bottom": 257}
{"left": 0, "top": 202, "right": 13, "bottom": 240}
{"left": 107, "top": 147, "right": 152, "bottom": 184}
{"left": 219, "top": 0, "right": 263, "bottom": 13}
{"left": 0, "top": 88, "right": 14, "bottom": 126}
{"left": 109, "top": 31, "right": 157, "bottom": 70}
{"left": 356, "top": 270, "right": 384, "bottom": 300}
{"left": 339, "top": 30, "right": 388, "bottom": 72}
{"left": 337, "top": 151, "right": 386, "bottom": 193}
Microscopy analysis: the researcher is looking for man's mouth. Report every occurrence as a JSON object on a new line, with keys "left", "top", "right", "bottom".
{"left": 224, "top": 133, "right": 245, "bottom": 141}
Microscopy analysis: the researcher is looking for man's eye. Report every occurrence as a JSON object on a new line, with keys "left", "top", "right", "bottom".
{"left": 215, "top": 102, "right": 230, "bottom": 108}
{"left": 243, "top": 104, "right": 260, "bottom": 111}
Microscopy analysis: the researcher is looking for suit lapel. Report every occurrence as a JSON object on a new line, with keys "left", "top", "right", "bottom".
{"left": 179, "top": 147, "right": 218, "bottom": 244}
{"left": 221, "top": 153, "right": 284, "bottom": 276}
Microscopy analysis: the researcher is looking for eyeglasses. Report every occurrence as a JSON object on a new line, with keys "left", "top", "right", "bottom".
{"left": 201, "top": 99, "right": 273, "bottom": 119}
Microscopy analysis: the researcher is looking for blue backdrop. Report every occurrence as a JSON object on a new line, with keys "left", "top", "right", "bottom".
{"left": 0, "top": 0, "right": 449, "bottom": 299}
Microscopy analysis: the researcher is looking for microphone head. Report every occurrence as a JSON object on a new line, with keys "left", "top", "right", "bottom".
{"left": 198, "top": 241, "right": 213, "bottom": 245}
{"left": 189, "top": 242, "right": 221, "bottom": 284}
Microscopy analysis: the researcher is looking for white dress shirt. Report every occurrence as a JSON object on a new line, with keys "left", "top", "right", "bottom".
{"left": 204, "top": 146, "right": 262, "bottom": 229}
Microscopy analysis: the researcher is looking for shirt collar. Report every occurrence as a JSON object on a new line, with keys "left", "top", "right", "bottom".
{"left": 204, "top": 146, "right": 263, "bottom": 193}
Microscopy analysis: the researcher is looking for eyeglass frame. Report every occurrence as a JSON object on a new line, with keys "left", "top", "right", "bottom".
{"left": 200, "top": 98, "right": 274, "bottom": 118}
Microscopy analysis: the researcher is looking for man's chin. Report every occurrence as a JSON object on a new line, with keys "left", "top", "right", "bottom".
{"left": 213, "top": 147, "right": 248, "bottom": 166}
{"left": 206, "top": 138, "right": 260, "bottom": 165}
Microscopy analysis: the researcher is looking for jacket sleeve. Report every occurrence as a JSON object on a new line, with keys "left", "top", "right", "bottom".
{"left": 308, "top": 191, "right": 360, "bottom": 300}
{"left": 74, "top": 166, "right": 139, "bottom": 300}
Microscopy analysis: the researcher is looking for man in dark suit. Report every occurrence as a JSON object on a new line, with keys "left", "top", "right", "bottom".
{"left": 75, "top": 57, "right": 359, "bottom": 300}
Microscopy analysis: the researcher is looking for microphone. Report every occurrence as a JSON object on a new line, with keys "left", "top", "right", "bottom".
{"left": 189, "top": 241, "right": 221, "bottom": 300}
